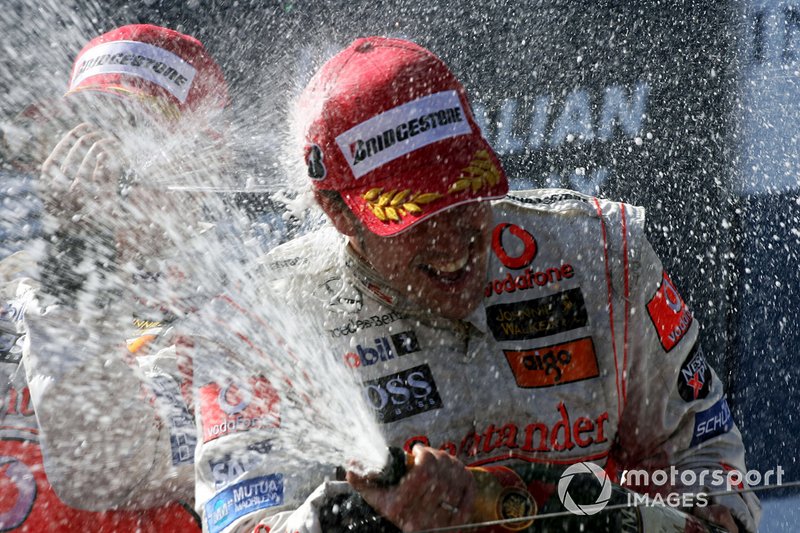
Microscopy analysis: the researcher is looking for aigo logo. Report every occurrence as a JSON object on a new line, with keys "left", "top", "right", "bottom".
{"left": 491, "top": 222, "right": 537, "bottom": 269}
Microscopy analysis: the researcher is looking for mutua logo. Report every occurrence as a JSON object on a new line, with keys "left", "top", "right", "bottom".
{"left": 343, "top": 330, "right": 420, "bottom": 368}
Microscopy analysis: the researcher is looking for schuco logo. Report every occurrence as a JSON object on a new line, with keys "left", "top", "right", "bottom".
{"left": 199, "top": 377, "right": 280, "bottom": 443}
{"left": 363, "top": 364, "right": 442, "bottom": 423}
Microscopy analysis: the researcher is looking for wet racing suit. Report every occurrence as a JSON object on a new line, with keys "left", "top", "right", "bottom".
{"left": 0, "top": 252, "right": 200, "bottom": 532}
{"left": 191, "top": 189, "right": 761, "bottom": 533}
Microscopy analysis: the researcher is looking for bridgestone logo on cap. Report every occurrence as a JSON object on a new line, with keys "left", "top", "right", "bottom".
{"left": 335, "top": 90, "right": 472, "bottom": 179}
{"left": 70, "top": 40, "right": 197, "bottom": 103}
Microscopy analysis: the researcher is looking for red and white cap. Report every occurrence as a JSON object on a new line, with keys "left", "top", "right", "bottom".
{"left": 299, "top": 36, "right": 508, "bottom": 237}
{"left": 67, "top": 24, "right": 228, "bottom": 124}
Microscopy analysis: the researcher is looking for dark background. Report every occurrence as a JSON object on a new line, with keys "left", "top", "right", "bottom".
{"left": 2, "top": 0, "right": 797, "bottom": 503}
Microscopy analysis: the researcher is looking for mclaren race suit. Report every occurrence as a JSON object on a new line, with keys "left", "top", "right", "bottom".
{"left": 192, "top": 189, "right": 761, "bottom": 533}
{"left": 0, "top": 252, "right": 200, "bottom": 532}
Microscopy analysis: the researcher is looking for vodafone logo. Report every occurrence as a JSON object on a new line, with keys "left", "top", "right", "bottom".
{"left": 491, "top": 223, "right": 537, "bottom": 269}
{"left": 0, "top": 456, "right": 36, "bottom": 530}
{"left": 218, "top": 382, "right": 252, "bottom": 415}
{"left": 647, "top": 271, "right": 693, "bottom": 352}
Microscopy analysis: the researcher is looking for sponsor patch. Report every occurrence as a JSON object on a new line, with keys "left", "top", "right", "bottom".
{"left": 485, "top": 264, "right": 576, "bottom": 297}
{"left": 691, "top": 397, "right": 733, "bottom": 447}
{"left": 677, "top": 344, "right": 712, "bottom": 402}
{"left": 205, "top": 474, "right": 284, "bottom": 533}
{"left": 149, "top": 375, "right": 196, "bottom": 466}
{"left": 199, "top": 377, "right": 280, "bottom": 443}
{"left": 491, "top": 222, "right": 537, "bottom": 269}
{"left": 486, "top": 288, "right": 588, "bottom": 341}
{"left": 209, "top": 441, "right": 273, "bottom": 489}
{"left": 335, "top": 90, "right": 472, "bottom": 178}
{"left": 327, "top": 310, "right": 405, "bottom": 338}
{"left": 70, "top": 40, "right": 197, "bottom": 103}
{"left": 312, "top": 277, "right": 363, "bottom": 313}
{"left": 363, "top": 364, "right": 442, "bottom": 423}
{"left": 344, "top": 330, "right": 420, "bottom": 369}
{"left": 503, "top": 337, "right": 599, "bottom": 388}
{"left": 0, "top": 333, "right": 22, "bottom": 364}
{"left": 0, "top": 456, "right": 36, "bottom": 529}
{"left": 647, "top": 272, "right": 693, "bottom": 351}
{"left": 404, "top": 402, "right": 610, "bottom": 457}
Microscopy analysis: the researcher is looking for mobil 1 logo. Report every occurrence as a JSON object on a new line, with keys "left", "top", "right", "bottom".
{"left": 363, "top": 364, "right": 443, "bottom": 423}
{"left": 344, "top": 330, "right": 420, "bottom": 368}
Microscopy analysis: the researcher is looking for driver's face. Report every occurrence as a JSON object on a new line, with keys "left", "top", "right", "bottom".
{"left": 352, "top": 202, "right": 492, "bottom": 320}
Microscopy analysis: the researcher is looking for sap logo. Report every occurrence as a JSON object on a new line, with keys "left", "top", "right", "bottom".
{"left": 343, "top": 330, "right": 420, "bottom": 368}
{"left": 363, "top": 364, "right": 443, "bottom": 423}
{"left": 209, "top": 441, "right": 273, "bottom": 489}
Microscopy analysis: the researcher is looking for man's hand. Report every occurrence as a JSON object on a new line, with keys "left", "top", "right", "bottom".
{"left": 693, "top": 504, "right": 739, "bottom": 532}
{"left": 40, "top": 123, "right": 124, "bottom": 225}
{"left": 347, "top": 446, "right": 476, "bottom": 533}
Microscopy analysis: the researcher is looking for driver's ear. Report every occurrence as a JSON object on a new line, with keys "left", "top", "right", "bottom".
{"left": 313, "top": 189, "right": 359, "bottom": 238}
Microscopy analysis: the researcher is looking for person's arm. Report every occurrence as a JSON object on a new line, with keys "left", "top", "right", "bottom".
{"left": 616, "top": 220, "right": 761, "bottom": 533}
{"left": 23, "top": 306, "right": 194, "bottom": 509}
{"left": 20, "top": 123, "right": 193, "bottom": 510}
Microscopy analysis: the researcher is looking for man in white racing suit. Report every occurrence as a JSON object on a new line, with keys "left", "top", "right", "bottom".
{"left": 10, "top": 24, "right": 229, "bottom": 531}
{"left": 192, "top": 37, "right": 761, "bottom": 533}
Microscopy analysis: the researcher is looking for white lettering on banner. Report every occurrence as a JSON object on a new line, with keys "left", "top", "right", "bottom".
{"left": 473, "top": 82, "right": 649, "bottom": 153}
{"left": 335, "top": 90, "right": 472, "bottom": 178}
{"left": 70, "top": 40, "right": 197, "bottom": 103}
{"left": 738, "top": 2, "right": 800, "bottom": 193}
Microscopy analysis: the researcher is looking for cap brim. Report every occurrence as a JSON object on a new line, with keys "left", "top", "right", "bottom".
{"left": 341, "top": 138, "right": 509, "bottom": 237}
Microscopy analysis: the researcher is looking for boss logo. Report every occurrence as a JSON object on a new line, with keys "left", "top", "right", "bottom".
{"left": 362, "top": 364, "right": 442, "bottom": 423}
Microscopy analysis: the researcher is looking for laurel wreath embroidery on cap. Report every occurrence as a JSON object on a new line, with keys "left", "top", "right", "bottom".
{"left": 447, "top": 149, "right": 501, "bottom": 193}
{"left": 361, "top": 149, "right": 501, "bottom": 223}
